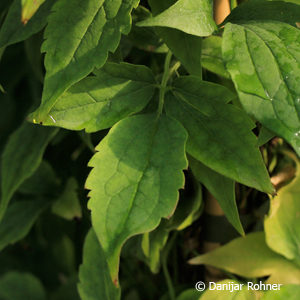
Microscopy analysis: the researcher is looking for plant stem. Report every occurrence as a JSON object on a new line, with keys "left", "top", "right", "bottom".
{"left": 162, "top": 232, "right": 178, "bottom": 300}
{"left": 158, "top": 51, "right": 172, "bottom": 115}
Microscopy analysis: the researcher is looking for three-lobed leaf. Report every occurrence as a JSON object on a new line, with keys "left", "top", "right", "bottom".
{"left": 86, "top": 113, "right": 188, "bottom": 282}
{"left": 40, "top": 63, "right": 156, "bottom": 132}
{"left": 223, "top": 21, "right": 300, "bottom": 155}
{"left": 165, "top": 76, "right": 274, "bottom": 194}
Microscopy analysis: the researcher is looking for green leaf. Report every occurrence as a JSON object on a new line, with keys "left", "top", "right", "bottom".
{"left": 148, "top": 0, "right": 203, "bottom": 76}
{"left": 0, "top": 122, "right": 58, "bottom": 220}
{"left": 137, "top": 0, "right": 217, "bottom": 37}
{"left": 78, "top": 229, "right": 121, "bottom": 300}
{"left": 0, "top": 198, "right": 49, "bottom": 251}
{"left": 201, "top": 36, "right": 230, "bottom": 78}
{"left": 86, "top": 114, "right": 188, "bottom": 282}
{"left": 18, "top": 160, "right": 59, "bottom": 196}
{"left": 189, "top": 156, "right": 244, "bottom": 235}
{"left": 0, "top": 272, "right": 46, "bottom": 300}
{"left": 0, "top": 0, "right": 53, "bottom": 48}
{"left": 200, "top": 279, "right": 257, "bottom": 300}
{"left": 141, "top": 224, "right": 169, "bottom": 273}
{"left": 223, "top": 0, "right": 300, "bottom": 27}
{"left": 264, "top": 158, "right": 300, "bottom": 264}
{"left": 31, "top": 0, "right": 139, "bottom": 123}
{"left": 52, "top": 177, "right": 82, "bottom": 220}
{"left": 176, "top": 289, "right": 201, "bottom": 300}
{"left": 21, "top": 0, "right": 46, "bottom": 24}
{"left": 222, "top": 21, "right": 300, "bottom": 156}
{"left": 189, "top": 232, "right": 300, "bottom": 284}
{"left": 257, "top": 127, "right": 275, "bottom": 147}
{"left": 40, "top": 63, "right": 156, "bottom": 132}
{"left": 261, "top": 285, "right": 300, "bottom": 300}
{"left": 165, "top": 76, "right": 274, "bottom": 194}
{"left": 142, "top": 177, "right": 202, "bottom": 273}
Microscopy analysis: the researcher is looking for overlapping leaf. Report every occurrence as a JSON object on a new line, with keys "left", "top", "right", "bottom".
{"left": 148, "top": 0, "right": 203, "bottom": 76}
{"left": 78, "top": 229, "right": 120, "bottom": 300}
{"left": 189, "top": 232, "right": 300, "bottom": 284}
{"left": 0, "top": 272, "right": 46, "bottom": 300}
{"left": 40, "top": 63, "right": 156, "bottom": 132}
{"left": 31, "top": 0, "right": 139, "bottom": 123}
{"left": 165, "top": 76, "right": 274, "bottom": 194}
{"left": 223, "top": 0, "right": 300, "bottom": 27}
{"left": 21, "top": 0, "right": 46, "bottom": 24}
{"left": 189, "top": 156, "right": 244, "bottom": 235}
{"left": 138, "top": 0, "right": 217, "bottom": 37}
{"left": 0, "top": 0, "right": 53, "bottom": 48}
{"left": 223, "top": 21, "right": 300, "bottom": 155}
{"left": 0, "top": 198, "right": 50, "bottom": 251}
{"left": 0, "top": 122, "right": 57, "bottom": 220}
{"left": 86, "top": 114, "right": 187, "bottom": 282}
{"left": 264, "top": 157, "right": 300, "bottom": 264}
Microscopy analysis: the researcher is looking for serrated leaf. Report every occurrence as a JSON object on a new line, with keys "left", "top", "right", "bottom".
{"left": 52, "top": 177, "right": 82, "bottom": 220}
{"left": 0, "top": 272, "right": 46, "bottom": 300}
{"left": 261, "top": 285, "right": 300, "bottom": 300}
{"left": 86, "top": 114, "right": 188, "bottom": 282}
{"left": 165, "top": 76, "right": 274, "bottom": 194}
{"left": 200, "top": 279, "right": 257, "bottom": 300}
{"left": 0, "top": 198, "right": 49, "bottom": 251}
{"left": 137, "top": 0, "right": 217, "bottom": 37}
{"left": 40, "top": 63, "right": 156, "bottom": 132}
{"left": 264, "top": 158, "right": 300, "bottom": 264}
{"left": 223, "top": 0, "right": 300, "bottom": 27}
{"left": 202, "top": 36, "right": 230, "bottom": 78}
{"left": 0, "top": 0, "right": 53, "bottom": 48}
{"left": 21, "top": 0, "right": 46, "bottom": 24}
{"left": 189, "top": 156, "right": 244, "bottom": 235}
{"left": 78, "top": 229, "right": 121, "bottom": 300}
{"left": 222, "top": 21, "right": 300, "bottom": 155}
{"left": 0, "top": 122, "right": 57, "bottom": 220}
{"left": 31, "top": 0, "right": 139, "bottom": 123}
{"left": 189, "top": 232, "right": 300, "bottom": 284}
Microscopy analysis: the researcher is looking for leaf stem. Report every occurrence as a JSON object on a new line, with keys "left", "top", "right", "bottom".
{"left": 158, "top": 51, "right": 172, "bottom": 115}
{"left": 162, "top": 232, "right": 178, "bottom": 300}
